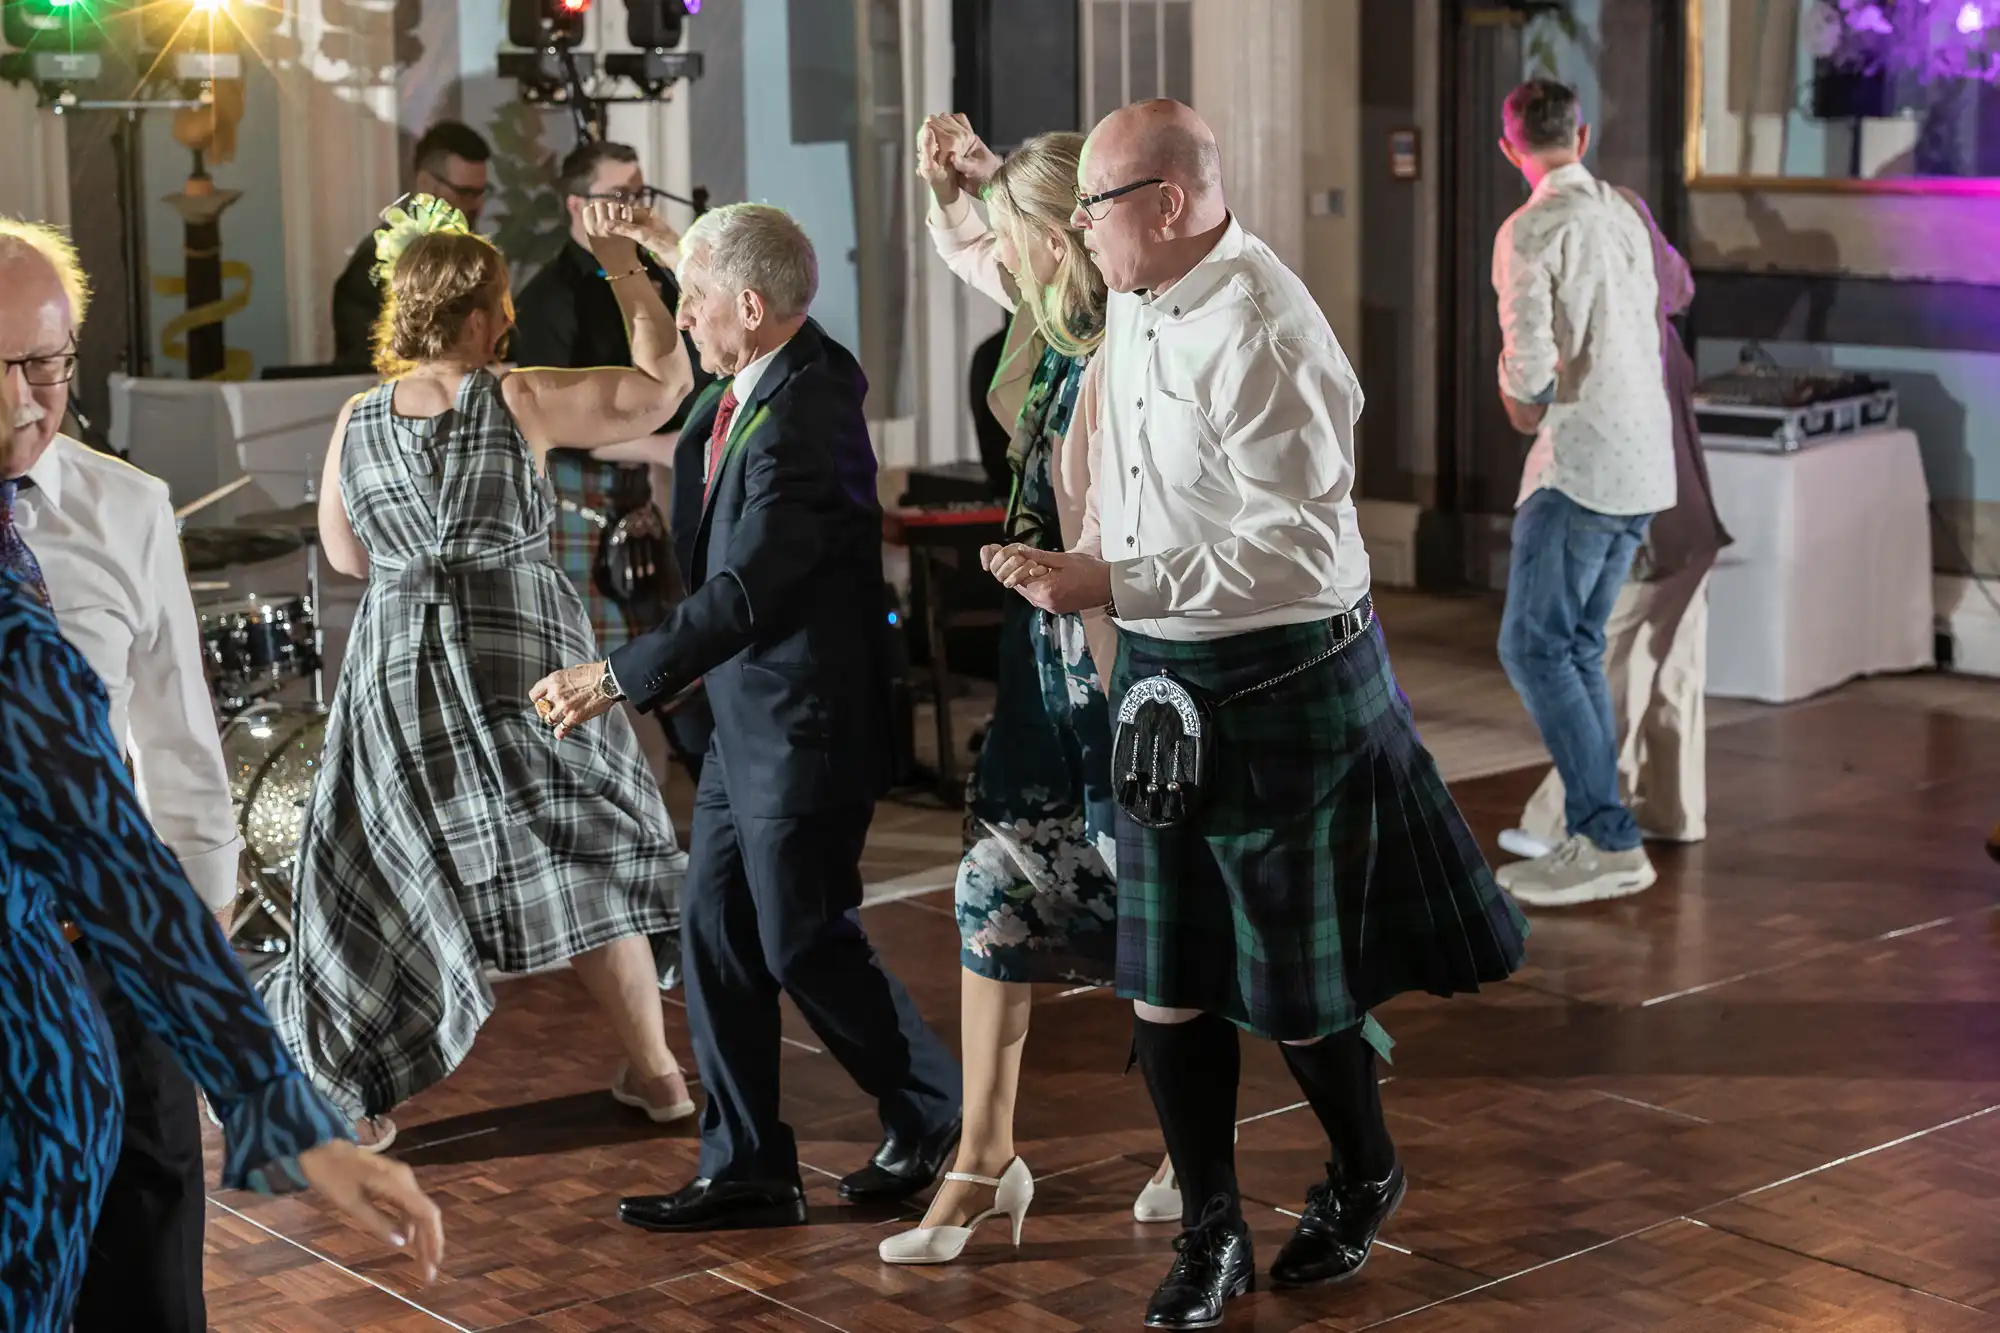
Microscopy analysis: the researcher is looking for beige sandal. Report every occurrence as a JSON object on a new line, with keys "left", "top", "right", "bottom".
{"left": 611, "top": 1062, "right": 697, "bottom": 1123}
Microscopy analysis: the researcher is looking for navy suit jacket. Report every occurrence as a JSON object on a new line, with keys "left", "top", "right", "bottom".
{"left": 607, "top": 320, "right": 888, "bottom": 815}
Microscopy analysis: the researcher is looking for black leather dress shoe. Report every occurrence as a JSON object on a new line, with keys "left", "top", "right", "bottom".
{"left": 1143, "top": 1197, "right": 1255, "bottom": 1330}
{"left": 1269, "top": 1161, "right": 1406, "bottom": 1287}
{"left": 618, "top": 1178, "right": 807, "bottom": 1232}
{"left": 837, "top": 1115, "right": 961, "bottom": 1203}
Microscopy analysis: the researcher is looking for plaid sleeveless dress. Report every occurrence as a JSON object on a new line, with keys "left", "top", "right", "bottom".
{"left": 258, "top": 369, "right": 686, "bottom": 1119}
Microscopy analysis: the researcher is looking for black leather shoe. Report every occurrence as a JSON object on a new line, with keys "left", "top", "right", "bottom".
{"left": 1143, "top": 1196, "right": 1255, "bottom": 1329}
{"left": 837, "top": 1115, "right": 961, "bottom": 1203}
{"left": 619, "top": 1177, "right": 807, "bottom": 1232}
{"left": 1269, "top": 1161, "right": 1406, "bottom": 1287}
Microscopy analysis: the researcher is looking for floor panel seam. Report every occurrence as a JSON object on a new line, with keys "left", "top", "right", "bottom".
{"left": 1685, "top": 1216, "right": 1993, "bottom": 1313}
{"left": 205, "top": 1194, "right": 474, "bottom": 1332}
{"left": 707, "top": 1267, "right": 854, "bottom": 1330}
{"left": 1349, "top": 1216, "right": 1682, "bottom": 1328}
{"left": 1694, "top": 1101, "right": 2000, "bottom": 1209}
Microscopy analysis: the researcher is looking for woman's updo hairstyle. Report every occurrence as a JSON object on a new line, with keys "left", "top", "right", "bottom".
{"left": 372, "top": 230, "right": 508, "bottom": 377}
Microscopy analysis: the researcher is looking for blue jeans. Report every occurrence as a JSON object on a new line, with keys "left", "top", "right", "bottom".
{"left": 1497, "top": 487, "right": 1653, "bottom": 853}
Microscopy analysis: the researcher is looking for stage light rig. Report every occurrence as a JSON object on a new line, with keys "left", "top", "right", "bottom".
{"left": 499, "top": 0, "right": 703, "bottom": 143}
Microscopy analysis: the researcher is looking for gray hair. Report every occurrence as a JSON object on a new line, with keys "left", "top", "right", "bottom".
{"left": 679, "top": 203, "right": 818, "bottom": 319}
{"left": 0, "top": 218, "right": 89, "bottom": 328}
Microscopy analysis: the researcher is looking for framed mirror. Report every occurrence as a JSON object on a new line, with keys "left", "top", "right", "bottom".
{"left": 1688, "top": 0, "right": 2000, "bottom": 190}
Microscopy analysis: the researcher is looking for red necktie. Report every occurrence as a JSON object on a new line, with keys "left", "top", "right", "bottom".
{"left": 705, "top": 388, "right": 739, "bottom": 501}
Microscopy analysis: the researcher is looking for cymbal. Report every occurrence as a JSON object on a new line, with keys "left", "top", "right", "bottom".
{"left": 181, "top": 527, "right": 305, "bottom": 573}
{"left": 237, "top": 501, "right": 320, "bottom": 532}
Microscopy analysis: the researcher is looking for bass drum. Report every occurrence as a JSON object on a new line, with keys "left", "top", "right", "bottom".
{"left": 218, "top": 702, "right": 326, "bottom": 948}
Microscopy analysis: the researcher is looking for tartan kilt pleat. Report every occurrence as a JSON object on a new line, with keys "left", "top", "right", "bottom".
{"left": 1111, "top": 616, "right": 1529, "bottom": 1041}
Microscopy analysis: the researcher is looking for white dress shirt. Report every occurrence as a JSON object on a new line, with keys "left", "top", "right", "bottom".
{"left": 1095, "top": 216, "right": 1371, "bottom": 641}
{"left": 1493, "top": 162, "right": 1675, "bottom": 517}
{"left": 18, "top": 434, "right": 242, "bottom": 909}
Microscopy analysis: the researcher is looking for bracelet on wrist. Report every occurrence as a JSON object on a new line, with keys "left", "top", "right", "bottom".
{"left": 606, "top": 266, "right": 648, "bottom": 284}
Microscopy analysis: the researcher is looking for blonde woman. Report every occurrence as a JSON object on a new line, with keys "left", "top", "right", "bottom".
{"left": 258, "top": 196, "right": 698, "bottom": 1147}
{"left": 879, "top": 117, "right": 1176, "bottom": 1264}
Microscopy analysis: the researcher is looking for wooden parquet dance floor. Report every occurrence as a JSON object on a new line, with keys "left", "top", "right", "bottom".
{"left": 198, "top": 673, "right": 2000, "bottom": 1332}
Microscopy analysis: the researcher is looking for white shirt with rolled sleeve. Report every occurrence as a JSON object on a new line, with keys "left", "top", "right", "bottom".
{"left": 1092, "top": 216, "right": 1371, "bottom": 642}
{"left": 18, "top": 434, "right": 243, "bottom": 909}
{"left": 1492, "top": 161, "right": 1675, "bottom": 517}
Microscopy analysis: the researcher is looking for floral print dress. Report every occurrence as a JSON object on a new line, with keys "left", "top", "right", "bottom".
{"left": 957, "top": 344, "right": 1118, "bottom": 985}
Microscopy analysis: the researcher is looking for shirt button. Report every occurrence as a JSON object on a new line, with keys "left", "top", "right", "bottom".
{"left": 1127, "top": 536, "right": 1136, "bottom": 547}
{"left": 1145, "top": 329, "right": 1154, "bottom": 340}
{"left": 1129, "top": 466, "right": 1139, "bottom": 477}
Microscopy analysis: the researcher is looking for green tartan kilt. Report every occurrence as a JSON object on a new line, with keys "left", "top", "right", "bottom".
{"left": 544, "top": 450, "right": 678, "bottom": 654}
{"left": 1111, "top": 615, "right": 1529, "bottom": 1041}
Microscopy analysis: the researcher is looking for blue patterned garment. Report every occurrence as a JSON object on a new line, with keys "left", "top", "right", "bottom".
{"left": 957, "top": 345, "right": 1120, "bottom": 985}
{"left": 0, "top": 571, "right": 352, "bottom": 1333}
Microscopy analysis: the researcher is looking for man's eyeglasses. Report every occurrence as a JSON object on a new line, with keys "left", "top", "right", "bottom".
{"left": 1075, "top": 176, "right": 1165, "bottom": 222}
{"left": 437, "top": 179, "right": 490, "bottom": 202}
{"left": 4, "top": 342, "right": 77, "bottom": 387}
{"left": 576, "top": 186, "right": 659, "bottom": 206}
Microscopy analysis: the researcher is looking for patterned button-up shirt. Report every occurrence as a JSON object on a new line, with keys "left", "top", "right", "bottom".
{"left": 1493, "top": 162, "right": 1675, "bottom": 517}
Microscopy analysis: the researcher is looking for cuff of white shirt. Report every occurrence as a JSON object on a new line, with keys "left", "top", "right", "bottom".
{"left": 1108, "top": 556, "right": 1165, "bottom": 623}
{"left": 178, "top": 837, "right": 244, "bottom": 912}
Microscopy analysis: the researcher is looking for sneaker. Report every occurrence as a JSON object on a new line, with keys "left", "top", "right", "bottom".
{"left": 1497, "top": 828, "right": 1553, "bottom": 861}
{"left": 1502, "top": 834, "right": 1655, "bottom": 907}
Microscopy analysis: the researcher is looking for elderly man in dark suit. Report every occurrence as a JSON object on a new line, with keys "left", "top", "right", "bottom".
{"left": 533, "top": 202, "right": 961, "bottom": 1232}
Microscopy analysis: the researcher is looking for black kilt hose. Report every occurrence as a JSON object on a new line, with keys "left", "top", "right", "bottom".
{"left": 1111, "top": 613, "right": 1530, "bottom": 1042}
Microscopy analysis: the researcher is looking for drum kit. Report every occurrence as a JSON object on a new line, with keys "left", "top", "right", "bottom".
{"left": 177, "top": 482, "right": 333, "bottom": 956}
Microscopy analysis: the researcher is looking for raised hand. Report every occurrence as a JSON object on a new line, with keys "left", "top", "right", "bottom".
{"left": 939, "top": 113, "right": 1003, "bottom": 189}
{"left": 916, "top": 116, "right": 962, "bottom": 207}
{"left": 580, "top": 200, "right": 644, "bottom": 265}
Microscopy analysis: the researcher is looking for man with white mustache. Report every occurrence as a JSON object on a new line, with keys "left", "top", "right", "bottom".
{"left": 0, "top": 219, "right": 242, "bottom": 1333}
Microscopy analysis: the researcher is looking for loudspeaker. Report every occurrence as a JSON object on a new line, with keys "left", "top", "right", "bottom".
{"left": 953, "top": 0, "right": 1080, "bottom": 151}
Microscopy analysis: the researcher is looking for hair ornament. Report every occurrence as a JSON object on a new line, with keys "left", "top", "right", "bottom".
{"left": 372, "top": 192, "right": 471, "bottom": 287}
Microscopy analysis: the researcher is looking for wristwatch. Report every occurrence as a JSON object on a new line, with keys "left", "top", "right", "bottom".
{"left": 596, "top": 661, "right": 625, "bottom": 703}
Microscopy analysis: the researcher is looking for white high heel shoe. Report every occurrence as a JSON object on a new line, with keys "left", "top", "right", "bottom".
{"left": 1132, "top": 1157, "right": 1179, "bottom": 1222}
{"left": 877, "top": 1157, "right": 1034, "bottom": 1265}
{"left": 1132, "top": 1128, "right": 1239, "bottom": 1222}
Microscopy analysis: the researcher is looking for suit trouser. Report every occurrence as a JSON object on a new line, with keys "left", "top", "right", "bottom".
{"left": 680, "top": 744, "right": 960, "bottom": 1183}
{"left": 71, "top": 956, "right": 207, "bottom": 1333}
{"left": 1521, "top": 563, "right": 1712, "bottom": 845}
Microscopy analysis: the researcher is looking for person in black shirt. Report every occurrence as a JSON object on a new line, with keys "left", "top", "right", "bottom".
{"left": 329, "top": 121, "right": 491, "bottom": 371}
{"left": 512, "top": 140, "right": 714, "bottom": 786}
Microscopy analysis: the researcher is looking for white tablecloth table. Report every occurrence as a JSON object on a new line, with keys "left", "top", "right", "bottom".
{"left": 1703, "top": 428, "right": 1933, "bottom": 703}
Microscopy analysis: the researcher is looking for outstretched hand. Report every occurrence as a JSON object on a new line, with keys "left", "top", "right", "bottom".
{"left": 981, "top": 543, "right": 1113, "bottom": 615}
{"left": 296, "top": 1140, "right": 445, "bottom": 1284}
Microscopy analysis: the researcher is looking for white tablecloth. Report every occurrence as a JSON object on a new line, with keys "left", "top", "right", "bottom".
{"left": 1703, "top": 428, "right": 1933, "bottom": 703}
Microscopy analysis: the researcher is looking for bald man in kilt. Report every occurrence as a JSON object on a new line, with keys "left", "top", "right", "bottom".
{"left": 993, "top": 98, "right": 1530, "bottom": 1331}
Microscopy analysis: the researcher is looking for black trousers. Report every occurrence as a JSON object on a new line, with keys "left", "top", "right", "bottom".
{"left": 72, "top": 956, "right": 207, "bottom": 1333}
{"left": 679, "top": 744, "right": 961, "bottom": 1183}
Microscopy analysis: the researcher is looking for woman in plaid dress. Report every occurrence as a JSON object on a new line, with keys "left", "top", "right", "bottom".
{"left": 258, "top": 198, "right": 699, "bottom": 1147}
